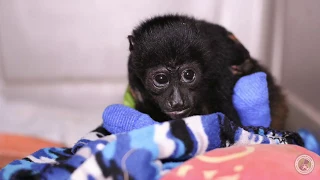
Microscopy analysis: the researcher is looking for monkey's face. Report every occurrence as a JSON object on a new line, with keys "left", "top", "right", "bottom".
{"left": 144, "top": 62, "right": 202, "bottom": 119}
{"left": 127, "top": 15, "right": 250, "bottom": 121}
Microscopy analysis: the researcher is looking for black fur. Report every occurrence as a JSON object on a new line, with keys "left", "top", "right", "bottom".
{"left": 127, "top": 14, "right": 287, "bottom": 129}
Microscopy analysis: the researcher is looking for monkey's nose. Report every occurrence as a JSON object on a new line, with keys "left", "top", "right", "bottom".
{"left": 168, "top": 87, "right": 185, "bottom": 110}
{"left": 168, "top": 99, "right": 184, "bottom": 109}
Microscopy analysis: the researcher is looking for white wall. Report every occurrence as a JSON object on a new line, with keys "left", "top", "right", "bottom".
{"left": 280, "top": 0, "right": 320, "bottom": 137}
{"left": 282, "top": 0, "right": 320, "bottom": 110}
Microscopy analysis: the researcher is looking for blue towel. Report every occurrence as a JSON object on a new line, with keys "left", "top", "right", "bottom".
{"left": 298, "top": 129, "right": 320, "bottom": 155}
{"left": 233, "top": 72, "right": 271, "bottom": 127}
{"left": 0, "top": 104, "right": 304, "bottom": 180}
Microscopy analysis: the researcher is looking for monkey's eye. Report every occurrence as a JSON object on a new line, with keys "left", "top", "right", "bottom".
{"left": 153, "top": 73, "right": 169, "bottom": 87}
{"left": 182, "top": 69, "right": 195, "bottom": 83}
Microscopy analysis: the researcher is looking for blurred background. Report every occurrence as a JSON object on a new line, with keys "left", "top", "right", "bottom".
{"left": 0, "top": 0, "right": 319, "bottom": 146}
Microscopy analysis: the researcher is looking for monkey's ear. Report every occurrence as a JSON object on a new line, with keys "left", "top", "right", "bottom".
{"left": 230, "top": 59, "right": 254, "bottom": 75}
{"left": 227, "top": 32, "right": 254, "bottom": 75}
{"left": 127, "top": 35, "right": 135, "bottom": 51}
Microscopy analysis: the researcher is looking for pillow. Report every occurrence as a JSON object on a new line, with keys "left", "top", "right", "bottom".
{"left": 162, "top": 144, "right": 320, "bottom": 180}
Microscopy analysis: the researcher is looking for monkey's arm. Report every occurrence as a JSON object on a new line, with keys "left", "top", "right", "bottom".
{"left": 232, "top": 59, "right": 288, "bottom": 130}
{"left": 225, "top": 31, "right": 288, "bottom": 130}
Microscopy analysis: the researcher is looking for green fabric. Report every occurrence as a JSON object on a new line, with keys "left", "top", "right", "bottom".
{"left": 123, "top": 87, "right": 136, "bottom": 108}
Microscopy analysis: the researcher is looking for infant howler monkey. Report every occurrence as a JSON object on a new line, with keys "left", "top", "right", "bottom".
{"left": 127, "top": 14, "right": 288, "bottom": 130}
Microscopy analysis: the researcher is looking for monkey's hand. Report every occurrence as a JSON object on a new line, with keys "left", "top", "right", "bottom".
{"left": 233, "top": 72, "right": 271, "bottom": 127}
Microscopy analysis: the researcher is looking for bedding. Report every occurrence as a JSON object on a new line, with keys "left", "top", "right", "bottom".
{"left": 162, "top": 144, "right": 320, "bottom": 179}
{"left": 0, "top": 104, "right": 305, "bottom": 180}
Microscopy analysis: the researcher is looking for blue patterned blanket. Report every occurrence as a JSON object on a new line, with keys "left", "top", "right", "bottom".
{"left": 0, "top": 104, "right": 304, "bottom": 180}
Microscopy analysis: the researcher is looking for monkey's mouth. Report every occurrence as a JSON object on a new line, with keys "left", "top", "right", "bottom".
{"left": 165, "top": 108, "right": 192, "bottom": 119}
